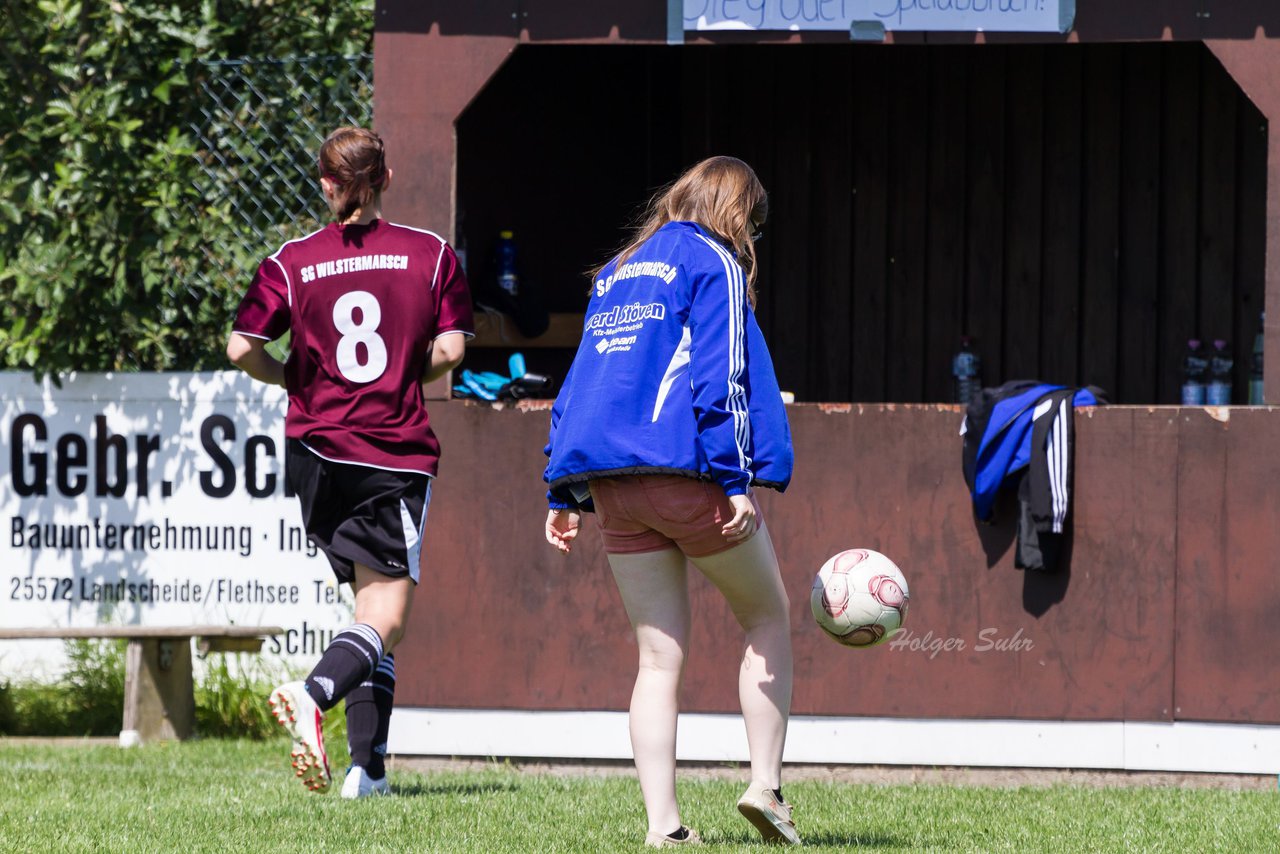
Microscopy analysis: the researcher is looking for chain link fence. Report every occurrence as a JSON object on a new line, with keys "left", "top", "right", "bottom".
{"left": 184, "top": 54, "right": 372, "bottom": 291}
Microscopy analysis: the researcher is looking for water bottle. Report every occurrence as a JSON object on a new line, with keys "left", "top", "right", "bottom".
{"left": 1180, "top": 339, "right": 1208, "bottom": 405}
{"left": 1206, "top": 339, "right": 1233, "bottom": 405}
{"left": 496, "top": 230, "right": 519, "bottom": 297}
{"left": 952, "top": 337, "right": 982, "bottom": 405}
{"left": 1249, "top": 311, "right": 1264, "bottom": 405}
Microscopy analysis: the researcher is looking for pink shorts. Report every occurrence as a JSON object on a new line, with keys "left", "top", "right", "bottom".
{"left": 589, "top": 474, "right": 762, "bottom": 557}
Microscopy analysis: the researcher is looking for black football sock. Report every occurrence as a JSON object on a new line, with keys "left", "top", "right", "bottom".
{"left": 773, "top": 787, "right": 785, "bottom": 803}
{"left": 347, "top": 653, "right": 395, "bottom": 779}
{"left": 304, "top": 623, "right": 383, "bottom": 713}
{"left": 344, "top": 683, "right": 377, "bottom": 773}
{"left": 368, "top": 653, "right": 396, "bottom": 779}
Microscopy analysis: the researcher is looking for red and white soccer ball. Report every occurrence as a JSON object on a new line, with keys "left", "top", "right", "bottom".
{"left": 810, "top": 549, "right": 910, "bottom": 648}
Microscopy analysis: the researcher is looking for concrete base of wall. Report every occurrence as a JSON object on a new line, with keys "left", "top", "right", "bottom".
{"left": 389, "top": 708, "right": 1280, "bottom": 776}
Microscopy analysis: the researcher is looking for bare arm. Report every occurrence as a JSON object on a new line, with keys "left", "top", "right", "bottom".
{"left": 423, "top": 331, "right": 467, "bottom": 385}
{"left": 226, "top": 332, "right": 285, "bottom": 388}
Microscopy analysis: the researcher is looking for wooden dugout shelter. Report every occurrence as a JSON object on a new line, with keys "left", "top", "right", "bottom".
{"left": 372, "top": 2, "right": 1280, "bottom": 768}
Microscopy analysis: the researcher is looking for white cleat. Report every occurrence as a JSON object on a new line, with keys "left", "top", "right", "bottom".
{"left": 268, "top": 681, "right": 331, "bottom": 794}
{"left": 340, "top": 765, "right": 392, "bottom": 799}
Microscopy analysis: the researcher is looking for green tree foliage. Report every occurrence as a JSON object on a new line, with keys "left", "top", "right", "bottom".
{"left": 0, "top": 1, "right": 372, "bottom": 373}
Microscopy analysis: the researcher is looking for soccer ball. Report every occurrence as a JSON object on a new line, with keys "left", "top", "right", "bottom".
{"left": 810, "top": 549, "right": 909, "bottom": 648}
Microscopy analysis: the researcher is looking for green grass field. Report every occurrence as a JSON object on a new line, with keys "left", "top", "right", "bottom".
{"left": 0, "top": 739, "right": 1274, "bottom": 852}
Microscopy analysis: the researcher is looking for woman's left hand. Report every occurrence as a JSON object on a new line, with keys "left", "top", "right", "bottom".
{"left": 546, "top": 508, "right": 581, "bottom": 555}
{"left": 721, "top": 493, "right": 757, "bottom": 543}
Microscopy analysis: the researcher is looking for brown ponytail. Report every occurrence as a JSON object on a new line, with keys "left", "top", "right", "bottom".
{"left": 317, "top": 127, "right": 388, "bottom": 222}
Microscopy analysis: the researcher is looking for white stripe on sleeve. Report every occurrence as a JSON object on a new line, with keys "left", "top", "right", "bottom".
{"left": 694, "top": 233, "right": 752, "bottom": 474}
{"left": 1049, "top": 399, "right": 1070, "bottom": 533}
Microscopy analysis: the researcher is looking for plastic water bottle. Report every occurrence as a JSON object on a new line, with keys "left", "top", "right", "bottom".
{"left": 496, "top": 230, "right": 519, "bottom": 297}
{"left": 1249, "top": 312, "right": 1264, "bottom": 405}
{"left": 1206, "top": 340, "right": 1233, "bottom": 405}
{"left": 952, "top": 337, "right": 982, "bottom": 405}
{"left": 1181, "top": 339, "right": 1208, "bottom": 405}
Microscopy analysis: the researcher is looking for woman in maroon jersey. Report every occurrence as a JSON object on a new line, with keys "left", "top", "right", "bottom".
{"left": 227, "top": 127, "right": 473, "bottom": 798}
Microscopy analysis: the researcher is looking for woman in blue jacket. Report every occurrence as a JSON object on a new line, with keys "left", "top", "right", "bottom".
{"left": 544, "top": 156, "right": 798, "bottom": 847}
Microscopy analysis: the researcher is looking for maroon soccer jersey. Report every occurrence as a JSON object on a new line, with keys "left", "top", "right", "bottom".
{"left": 233, "top": 219, "right": 474, "bottom": 475}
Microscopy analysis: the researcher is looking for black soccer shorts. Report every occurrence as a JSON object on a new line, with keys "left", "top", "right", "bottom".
{"left": 285, "top": 438, "right": 432, "bottom": 584}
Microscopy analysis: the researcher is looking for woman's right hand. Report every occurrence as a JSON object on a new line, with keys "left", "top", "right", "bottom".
{"left": 545, "top": 508, "right": 581, "bottom": 555}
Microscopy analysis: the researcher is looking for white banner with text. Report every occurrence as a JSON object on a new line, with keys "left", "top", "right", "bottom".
{"left": 0, "top": 371, "right": 352, "bottom": 677}
{"left": 684, "top": 0, "right": 1075, "bottom": 33}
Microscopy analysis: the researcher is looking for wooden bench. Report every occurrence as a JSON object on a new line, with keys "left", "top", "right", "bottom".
{"left": 0, "top": 625, "right": 283, "bottom": 746}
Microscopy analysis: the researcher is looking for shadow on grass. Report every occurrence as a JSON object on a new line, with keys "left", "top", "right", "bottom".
{"left": 798, "top": 830, "right": 908, "bottom": 848}
{"left": 393, "top": 780, "right": 520, "bottom": 797}
{"left": 715, "top": 830, "right": 907, "bottom": 848}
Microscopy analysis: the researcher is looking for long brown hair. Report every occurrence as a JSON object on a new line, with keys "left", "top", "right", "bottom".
{"left": 597, "top": 156, "right": 768, "bottom": 305}
{"left": 317, "top": 127, "right": 388, "bottom": 222}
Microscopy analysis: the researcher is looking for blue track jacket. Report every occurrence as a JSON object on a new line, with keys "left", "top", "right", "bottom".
{"left": 962, "top": 381, "right": 1102, "bottom": 522}
{"left": 544, "top": 221, "right": 793, "bottom": 510}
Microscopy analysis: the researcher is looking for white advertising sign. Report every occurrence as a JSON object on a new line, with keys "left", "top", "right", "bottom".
{"left": 684, "top": 0, "right": 1075, "bottom": 33}
{"left": 0, "top": 371, "right": 352, "bottom": 677}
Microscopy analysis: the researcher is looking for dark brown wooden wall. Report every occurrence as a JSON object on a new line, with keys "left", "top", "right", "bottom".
{"left": 456, "top": 42, "right": 1267, "bottom": 405}
{"left": 399, "top": 403, "right": 1280, "bottom": 724}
